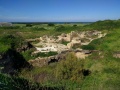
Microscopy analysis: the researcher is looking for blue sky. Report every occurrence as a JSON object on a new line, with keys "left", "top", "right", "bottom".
{"left": 0, "top": 0, "right": 120, "bottom": 22}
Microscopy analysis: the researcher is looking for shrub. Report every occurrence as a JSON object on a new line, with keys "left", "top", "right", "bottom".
{"left": 55, "top": 52, "right": 84, "bottom": 82}
{"left": 0, "top": 43, "right": 10, "bottom": 53}
{"left": 55, "top": 25, "right": 65, "bottom": 32}
{"left": 21, "top": 49, "right": 35, "bottom": 61}
{"left": 47, "top": 23, "right": 55, "bottom": 26}
{"left": 73, "top": 24, "right": 77, "bottom": 27}
{"left": 32, "top": 27, "right": 46, "bottom": 31}
{"left": 81, "top": 45, "right": 95, "bottom": 50}
{"left": 0, "top": 73, "right": 39, "bottom": 90}
{"left": 0, "top": 35, "right": 26, "bottom": 49}
{"left": 26, "top": 24, "right": 33, "bottom": 27}
{"left": 0, "top": 73, "right": 64, "bottom": 90}
{"left": 0, "top": 26, "right": 20, "bottom": 29}
{"left": 61, "top": 40, "right": 70, "bottom": 45}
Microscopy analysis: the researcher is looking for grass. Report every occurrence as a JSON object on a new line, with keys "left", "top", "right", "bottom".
{"left": 0, "top": 23, "right": 86, "bottom": 39}
{"left": 0, "top": 73, "right": 64, "bottom": 90}
{"left": 61, "top": 40, "right": 70, "bottom": 45}
{"left": 80, "top": 28, "right": 120, "bottom": 89}
{"left": 0, "top": 20, "right": 120, "bottom": 89}
{"left": 21, "top": 50, "right": 58, "bottom": 61}
{"left": 33, "top": 52, "right": 58, "bottom": 58}
{"left": 19, "top": 53, "right": 84, "bottom": 89}
{"left": 0, "top": 43, "right": 10, "bottom": 53}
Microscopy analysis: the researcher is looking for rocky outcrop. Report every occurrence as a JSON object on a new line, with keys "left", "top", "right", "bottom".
{"left": 33, "top": 30, "right": 106, "bottom": 53}
{"left": 113, "top": 51, "right": 120, "bottom": 58}
{"left": 0, "top": 35, "right": 34, "bottom": 75}
{"left": 28, "top": 50, "right": 92, "bottom": 67}
{"left": 16, "top": 42, "right": 34, "bottom": 52}
{"left": 26, "top": 38, "right": 40, "bottom": 42}
{"left": 74, "top": 50, "right": 92, "bottom": 59}
{"left": 27, "top": 30, "right": 106, "bottom": 67}
{"left": 29, "top": 52, "right": 67, "bottom": 67}
{"left": 0, "top": 49, "right": 32, "bottom": 75}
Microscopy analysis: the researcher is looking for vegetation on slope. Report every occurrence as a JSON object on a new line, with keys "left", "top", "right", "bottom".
{"left": 19, "top": 52, "right": 86, "bottom": 89}
{"left": 82, "top": 19, "right": 120, "bottom": 30}
{"left": 0, "top": 35, "right": 23, "bottom": 53}
{"left": 0, "top": 19, "right": 120, "bottom": 89}
{"left": 0, "top": 73, "right": 64, "bottom": 90}
{"left": 80, "top": 22, "right": 120, "bottom": 89}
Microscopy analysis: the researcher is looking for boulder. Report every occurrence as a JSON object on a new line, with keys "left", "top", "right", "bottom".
{"left": 16, "top": 42, "right": 34, "bottom": 52}
{"left": 113, "top": 51, "right": 120, "bottom": 58}
{"left": 82, "top": 50, "right": 92, "bottom": 54}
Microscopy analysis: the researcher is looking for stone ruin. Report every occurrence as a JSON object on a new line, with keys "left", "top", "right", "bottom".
{"left": 27, "top": 30, "right": 107, "bottom": 67}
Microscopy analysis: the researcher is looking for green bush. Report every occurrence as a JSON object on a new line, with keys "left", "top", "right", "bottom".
{"left": 55, "top": 52, "right": 84, "bottom": 82}
{"left": 31, "top": 27, "right": 46, "bottom": 31}
{"left": 2, "top": 35, "right": 25, "bottom": 47}
{"left": 0, "top": 26, "right": 20, "bottom": 29}
{"left": 0, "top": 73, "right": 38, "bottom": 90}
{"left": 26, "top": 24, "right": 33, "bottom": 27}
{"left": 81, "top": 45, "right": 95, "bottom": 50}
{"left": 73, "top": 24, "right": 77, "bottom": 27}
{"left": 0, "top": 73, "right": 64, "bottom": 90}
{"left": 61, "top": 40, "right": 69, "bottom": 45}
{"left": 55, "top": 25, "right": 65, "bottom": 32}
{"left": 47, "top": 23, "right": 55, "bottom": 26}
{"left": 21, "top": 49, "right": 35, "bottom": 61}
{"left": 0, "top": 43, "right": 11, "bottom": 53}
{"left": 0, "top": 35, "right": 23, "bottom": 53}
{"left": 55, "top": 25, "right": 79, "bottom": 32}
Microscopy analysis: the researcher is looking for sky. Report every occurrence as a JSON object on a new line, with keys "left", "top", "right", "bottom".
{"left": 0, "top": 0, "right": 120, "bottom": 22}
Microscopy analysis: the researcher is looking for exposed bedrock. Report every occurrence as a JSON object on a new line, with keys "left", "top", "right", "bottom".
{"left": 28, "top": 50, "right": 92, "bottom": 67}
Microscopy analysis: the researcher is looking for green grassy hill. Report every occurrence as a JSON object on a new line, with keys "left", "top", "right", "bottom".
{"left": 81, "top": 28, "right": 120, "bottom": 90}
{"left": 0, "top": 20, "right": 120, "bottom": 90}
